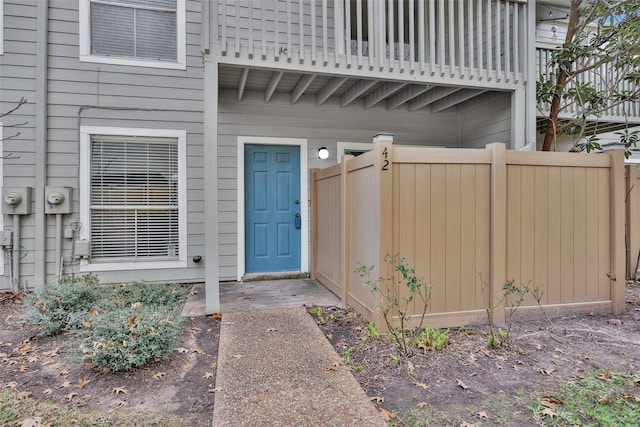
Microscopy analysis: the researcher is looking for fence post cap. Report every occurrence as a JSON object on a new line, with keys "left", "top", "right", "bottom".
{"left": 372, "top": 133, "right": 394, "bottom": 144}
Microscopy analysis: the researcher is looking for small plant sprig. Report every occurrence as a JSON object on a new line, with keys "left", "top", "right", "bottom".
{"left": 360, "top": 321, "right": 381, "bottom": 342}
{"left": 480, "top": 274, "right": 530, "bottom": 349}
{"left": 415, "top": 327, "right": 450, "bottom": 352}
{"left": 356, "top": 254, "right": 436, "bottom": 358}
{"left": 308, "top": 305, "right": 328, "bottom": 325}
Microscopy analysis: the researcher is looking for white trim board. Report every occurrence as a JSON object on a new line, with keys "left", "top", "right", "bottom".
{"left": 79, "top": 126, "right": 188, "bottom": 272}
{"left": 237, "top": 136, "right": 309, "bottom": 281}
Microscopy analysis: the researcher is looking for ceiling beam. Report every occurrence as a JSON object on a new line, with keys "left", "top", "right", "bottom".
{"left": 265, "top": 71, "right": 284, "bottom": 103}
{"left": 291, "top": 74, "right": 317, "bottom": 104}
{"left": 388, "top": 85, "right": 432, "bottom": 110}
{"left": 316, "top": 77, "right": 348, "bottom": 105}
{"left": 341, "top": 79, "right": 378, "bottom": 107}
{"left": 409, "top": 87, "right": 461, "bottom": 111}
{"left": 364, "top": 82, "right": 408, "bottom": 109}
{"left": 238, "top": 68, "right": 250, "bottom": 101}
{"left": 429, "top": 89, "right": 487, "bottom": 113}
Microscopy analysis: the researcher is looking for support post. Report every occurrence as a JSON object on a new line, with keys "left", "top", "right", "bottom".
{"left": 610, "top": 150, "right": 626, "bottom": 314}
{"left": 488, "top": 143, "right": 507, "bottom": 324}
{"left": 204, "top": 60, "right": 220, "bottom": 314}
{"left": 341, "top": 155, "right": 354, "bottom": 305}
{"left": 373, "top": 133, "right": 394, "bottom": 331}
{"left": 310, "top": 169, "right": 318, "bottom": 281}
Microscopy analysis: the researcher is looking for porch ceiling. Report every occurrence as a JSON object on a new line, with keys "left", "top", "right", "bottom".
{"left": 219, "top": 65, "right": 488, "bottom": 112}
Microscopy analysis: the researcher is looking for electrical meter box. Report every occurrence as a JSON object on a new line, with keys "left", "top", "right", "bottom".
{"left": 1, "top": 187, "right": 32, "bottom": 215}
{"left": 45, "top": 187, "right": 73, "bottom": 214}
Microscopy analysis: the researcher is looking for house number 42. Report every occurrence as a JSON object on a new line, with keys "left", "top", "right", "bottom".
{"left": 381, "top": 147, "right": 389, "bottom": 171}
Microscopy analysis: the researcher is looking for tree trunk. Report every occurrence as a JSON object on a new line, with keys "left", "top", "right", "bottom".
{"left": 541, "top": 0, "right": 581, "bottom": 151}
{"left": 542, "top": 70, "right": 568, "bottom": 151}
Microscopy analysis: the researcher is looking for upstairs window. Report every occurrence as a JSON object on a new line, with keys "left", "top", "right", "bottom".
{"left": 79, "top": 0, "right": 186, "bottom": 69}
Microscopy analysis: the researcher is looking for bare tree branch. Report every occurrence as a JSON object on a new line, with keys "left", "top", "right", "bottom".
{"left": 0, "top": 97, "right": 27, "bottom": 118}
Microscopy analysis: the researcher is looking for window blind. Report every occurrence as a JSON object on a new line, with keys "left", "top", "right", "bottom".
{"left": 90, "top": 0, "right": 177, "bottom": 61}
{"left": 90, "top": 135, "right": 179, "bottom": 260}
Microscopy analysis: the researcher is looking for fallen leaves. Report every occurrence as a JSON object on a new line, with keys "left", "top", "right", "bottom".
{"left": 17, "top": 391, "right": 32, "bottom": 399}
{"left": 70, "top": 379, "right": 87, "bottom": 391}
{"left": 378, "top": 408, "right": 394, "bottom": 421}
{"left": 538, "top": 395, "right": 562, "bottom": 408}
{"left": 112, "top": 387, "right": 128, "bottom": 395}
{"left": 476, "top": 411, "right": 488, "bottom": 420}
{"left": 541, "top": 407, "right": 557, "bottom": 419}
{"left": 16, "top": 342, "right": 32, "bottom": 356}
{"left": 20, "top": 417, "right": 42, "bottom": 427}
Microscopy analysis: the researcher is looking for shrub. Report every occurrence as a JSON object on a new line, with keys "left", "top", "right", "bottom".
{"left": 104, "top": 281, "right": 187, "bottom": 309}
{"left": 23, "top": 274, "right": 100, "bottom": 335}
{"left": 81, "top": 306, "right": 183, "bottom": 372}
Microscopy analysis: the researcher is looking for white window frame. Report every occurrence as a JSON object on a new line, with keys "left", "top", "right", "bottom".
{"left": 79, "top": 126, "right": 187, "bottom": 272}
{"left": 78, "top": 0, "right": 186, "bottom": 70}
{"left": 0, "top": 0, "right": 4, "bottom": 55}
{"left": 236, "top": 137, "right": 309, "bottom": 280}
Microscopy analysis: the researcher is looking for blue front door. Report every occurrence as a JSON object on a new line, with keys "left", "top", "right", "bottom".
{"left": 245, "top": 144, "right": 301, "bottom": 273}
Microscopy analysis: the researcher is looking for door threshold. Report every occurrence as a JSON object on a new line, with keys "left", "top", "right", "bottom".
{"left": 242, "top": 272, "right": 310, "bottom": 282}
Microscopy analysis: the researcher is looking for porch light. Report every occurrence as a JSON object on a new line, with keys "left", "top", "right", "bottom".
{"left": 318, "top": 147, "right": 329, "bottom": 160}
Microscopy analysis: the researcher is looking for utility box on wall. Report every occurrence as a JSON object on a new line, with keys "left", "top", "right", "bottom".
{"left": 1, "top": 187, "right": 32, "bottom": 215}
{"left": 44, "top": 187, "right": 73, "bottom": 214}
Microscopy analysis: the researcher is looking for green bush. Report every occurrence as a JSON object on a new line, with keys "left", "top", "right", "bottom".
{"left": 81, "top": 306, "right": 183, "bottom": 372}
{"left": 23, "top": 274, "right": 100, "bottom": 335}
{"left": 104, "top": 281, "right": 187, "bottom": 309}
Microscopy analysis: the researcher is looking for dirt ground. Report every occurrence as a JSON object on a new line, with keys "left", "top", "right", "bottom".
{"left": 0, "top": 290, "right": 220, "bottom": 427}
{"left": 1, "top": 283, "right": 639, "bottom": 426}
{"left": 316, "top": 282, "right": 640, "bottom": 426}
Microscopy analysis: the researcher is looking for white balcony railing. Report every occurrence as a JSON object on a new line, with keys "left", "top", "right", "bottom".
{"left": 537, "top": 47, "right": 640, "bottom": 123}
{"left": 218, "top": 0, "right": 528, "bottom": 84}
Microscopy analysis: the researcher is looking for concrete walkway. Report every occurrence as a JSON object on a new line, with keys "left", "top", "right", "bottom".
{"left": 211, "top": 307, "right": 385, "bottom": 426}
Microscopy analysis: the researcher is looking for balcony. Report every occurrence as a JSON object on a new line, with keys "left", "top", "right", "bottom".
{"left": 215, "top": 0, "right": 528, "bottom": 90}
{"left": 536, "top": 46, "right": 640, "bottom": 134}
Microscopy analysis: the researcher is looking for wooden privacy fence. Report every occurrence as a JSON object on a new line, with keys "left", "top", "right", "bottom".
{"left": 311, "top": 135, "right": 626, "bottom": 330}
{"left": 626, "top": 165, "right": 640, "bottom": 279}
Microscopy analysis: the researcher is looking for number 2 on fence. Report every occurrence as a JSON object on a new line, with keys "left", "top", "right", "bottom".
{"left": 381, "top": 147, "right": 389, "bottom": 171}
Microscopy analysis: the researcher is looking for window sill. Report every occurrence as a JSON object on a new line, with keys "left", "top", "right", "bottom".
{"left": 79, "top": 54, "right": 186, "bottom": 70}
{"left": 79, "top": 260, "right": 188, "bottom": 272}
